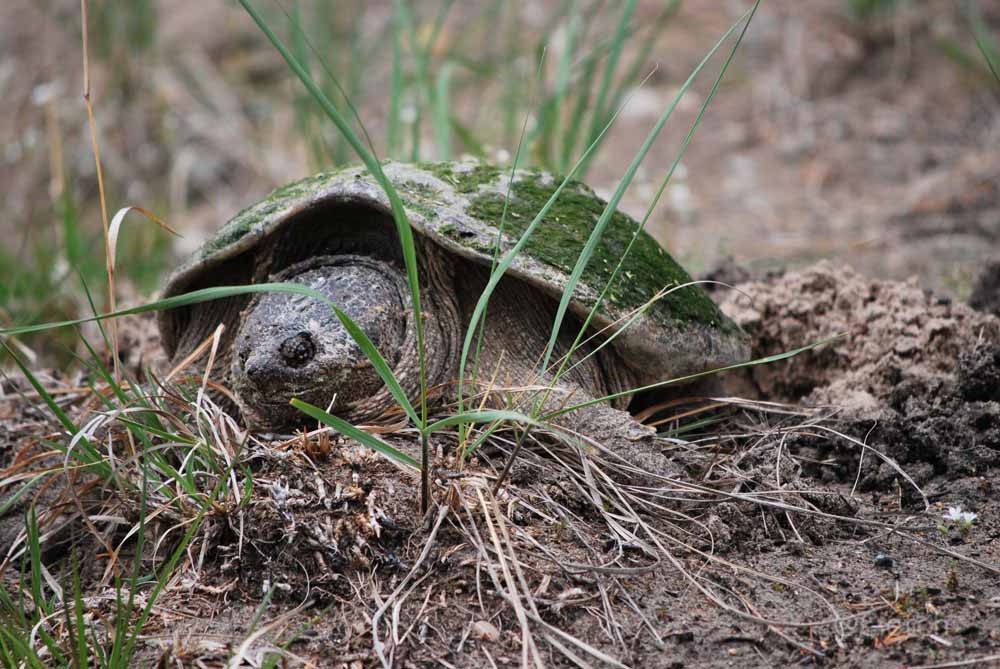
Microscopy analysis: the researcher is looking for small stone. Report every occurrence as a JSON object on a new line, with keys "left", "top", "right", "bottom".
{"left": 471, "top": 620, "right": 500, "bottom": 642}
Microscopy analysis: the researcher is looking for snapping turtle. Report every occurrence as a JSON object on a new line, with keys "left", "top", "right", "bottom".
{"left": 159, "top": 161, "right": 748, "bottom": 469}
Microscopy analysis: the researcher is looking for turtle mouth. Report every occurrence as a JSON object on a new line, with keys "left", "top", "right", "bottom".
{"left": 243, "top": 380, "right": 336, "bottom": 409}
{"left": 234, "top": 380, "right": 340, "bottom": 430}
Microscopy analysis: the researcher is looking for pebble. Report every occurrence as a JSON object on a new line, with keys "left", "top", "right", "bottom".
{"left": 472, "top": 620, "right": 500, "bottom": 642}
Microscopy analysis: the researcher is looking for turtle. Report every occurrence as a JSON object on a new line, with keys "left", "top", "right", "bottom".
{"left": 158, "top": 161, "right": 749, "bottom": 475}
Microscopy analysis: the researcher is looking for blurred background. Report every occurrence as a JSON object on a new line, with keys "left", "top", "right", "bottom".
{"left": 1, "top": 0, "right": 998, "bottom": 360}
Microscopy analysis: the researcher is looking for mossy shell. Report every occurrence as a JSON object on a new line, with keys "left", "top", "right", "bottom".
{"left": 160, "top": 161, "right": 749, "bottom": 382}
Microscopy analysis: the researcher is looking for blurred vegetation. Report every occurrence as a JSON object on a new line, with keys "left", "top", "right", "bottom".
{"left": 940, "top": 1, "right": 1000, "bottom": 86}
{"left": 846, "top": 0, "right": 898, "bottom": 20}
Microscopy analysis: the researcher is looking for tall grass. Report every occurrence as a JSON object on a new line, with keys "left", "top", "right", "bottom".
{"left": 0, "top": 307, "right": 251, "bottom": 665}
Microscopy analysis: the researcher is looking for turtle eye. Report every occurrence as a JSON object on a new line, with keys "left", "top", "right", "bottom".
{"left": 279, "top": 332, "right": 317, "bottom": 368}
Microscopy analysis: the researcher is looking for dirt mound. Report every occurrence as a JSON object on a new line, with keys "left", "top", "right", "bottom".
{"left": 776, "top": 339, "right": 1000, "bottom": 501}
{"left": 720, "top": 260, "right": 1000, "bottom": 415}
{"left": 718, "top": 262, "right": 1000, "bottom": 499}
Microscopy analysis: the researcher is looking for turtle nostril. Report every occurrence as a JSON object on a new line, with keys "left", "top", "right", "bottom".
{"left": 243, "top": 356, "right": 265, "bottom": 384}
{"left": 279, "top": 332, "right": 317, "bottom": 368}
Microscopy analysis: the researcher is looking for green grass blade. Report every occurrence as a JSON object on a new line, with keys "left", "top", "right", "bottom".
{"left": 559, "top": 54, "right": 597, "bottom": 174}
{"left": 969, "top": 3, "right": 1000, "bottom": 83}
{"left": 0, "top": 629, "right": 45, "bottom": 669}
{"left": 939, "top": 37, "right": 986, "bottom": 72}
{"left": 460, "top": 420, "right": 504, "bottom": 458}
{"left": 449, "top": 117, "right": 487, "bottom": 157}
{"left": 434, "top": 61, "right": 454, "bottom": 160}
{"left": 0, "top": 347, "right": 107, "bottom": 476}
{"left": 291, "top": 399, "right": 419, "bottom": 468}
{"left": 0, "top": 580, "right": 28, "bottom": 629}
{"left": 337, "top": 1, "right": 369, "bottom": 166}
{"left": 110, "top": 424, "right": 151, "bottom": 669}
{"left": 582, "top": 0, "right": 636, "bottom": 159}
{"left": 393, "top": 0, "right": 419, "bottom": 153}
{"left": 121, "top": 438, "right": 248, "bottom": 663}
{"left": 26, "top": 509, "right": 46, "bottom": 619}
{"left": 73, "top": 337, "right": 167, "bottom": 465}
{"left": 553, "top": 4, "right": 758, "bottom": 387}
{"left": 548, "top": 282, "right": 697, "bottom": 381}
{"left": 72, "top": 551, "right": 88, "bottom": 669}
{"left": 499, "top": 1, "right": 521, "bottom": 147}
{"left": 425, "top": 409, "right": 545, "bottom": 435}
{"left": 460, "top": 52, "right": 542, "bottom": 437}
{"left": 77, "top": 267, "right": 115, "bottom": 367}
{"left": 24, "top": 509, "right": 66, "bottom": 665}
{"left": 455, "top": 97, "right": 627, "bottom": 431}
{"left": 525, "top": 0, "right": 581, "bottom": 169}
{"left": 0, "top": 340, "right": 77, "bottom": 434}
{"left": 546, "top": 336, "right": 841, "bottom": 419}
{"left": 665, "top": 414, "right": 729, "bottom": 438}
{"left": 605, "top": 0, "right": 680, "bottom": 122}
{"left": 541, "top": 4, "right": 757, "bottom": 380}
{"left": 0, "top": 475, "right": 46, "bottom": 518}
{"left": 113, "top": 417, "right": 198, "bottom": 446}
{"left": 289, "top": 1, "right": 320, "bottom": 168}
{"left": 388, "top": 8, "right": 403, "bottom": 157}
{"left": 547, "top": 0, "right": 582, "bottom": 169}
{"left": 412, "top": 0, "right": 455, "bottom": 160}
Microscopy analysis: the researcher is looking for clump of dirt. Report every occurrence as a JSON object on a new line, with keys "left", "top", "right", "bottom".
{"left": 783, "top": 339, "right": 1000, "bottom": 500}
{"left": 718, "top": 261, "right": 1000, "bottom": 499}
{"left": 720, "top": 260, "right": 1000, "bottom": 415}
{"left": 222, "top": 442, "right": 422, "bottom": 602}
{"left": 881, "top": 347, "right": 1000, "bottom": 476}
{"left": 956, "top": 342, "right": 1000, "bottom": 402}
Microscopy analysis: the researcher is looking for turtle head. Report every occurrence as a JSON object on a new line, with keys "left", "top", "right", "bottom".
{"left": 231, "top": 256, "right": 409, "bottom": 430}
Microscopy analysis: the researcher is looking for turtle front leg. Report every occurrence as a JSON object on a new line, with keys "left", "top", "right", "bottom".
{"left": 546, "top": 399, "right": 679, "bottom": 484}
{"left": 490, "top": 384, "right": 676, "bottom": 486}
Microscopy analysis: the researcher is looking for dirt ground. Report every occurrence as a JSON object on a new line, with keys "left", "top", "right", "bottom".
{"left": 2, "top": 1, "right": 1000, "bottom": 667}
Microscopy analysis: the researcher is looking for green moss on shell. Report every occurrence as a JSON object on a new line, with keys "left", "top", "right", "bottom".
{"left": 397, "top": 180, "right": 442, "bottom": 220}
{"left": 197, "top": 173, "right": 339, "bottom": 260}
{"left": 466, "top": 174, "right": 728, "bottom": 330}
{"left": 417, "top": 161, "right": 503, "bottom": 194}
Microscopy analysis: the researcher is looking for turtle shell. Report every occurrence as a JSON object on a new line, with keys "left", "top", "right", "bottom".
{"left": 159, "top": 161, "right": 748, "bottom": 383}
